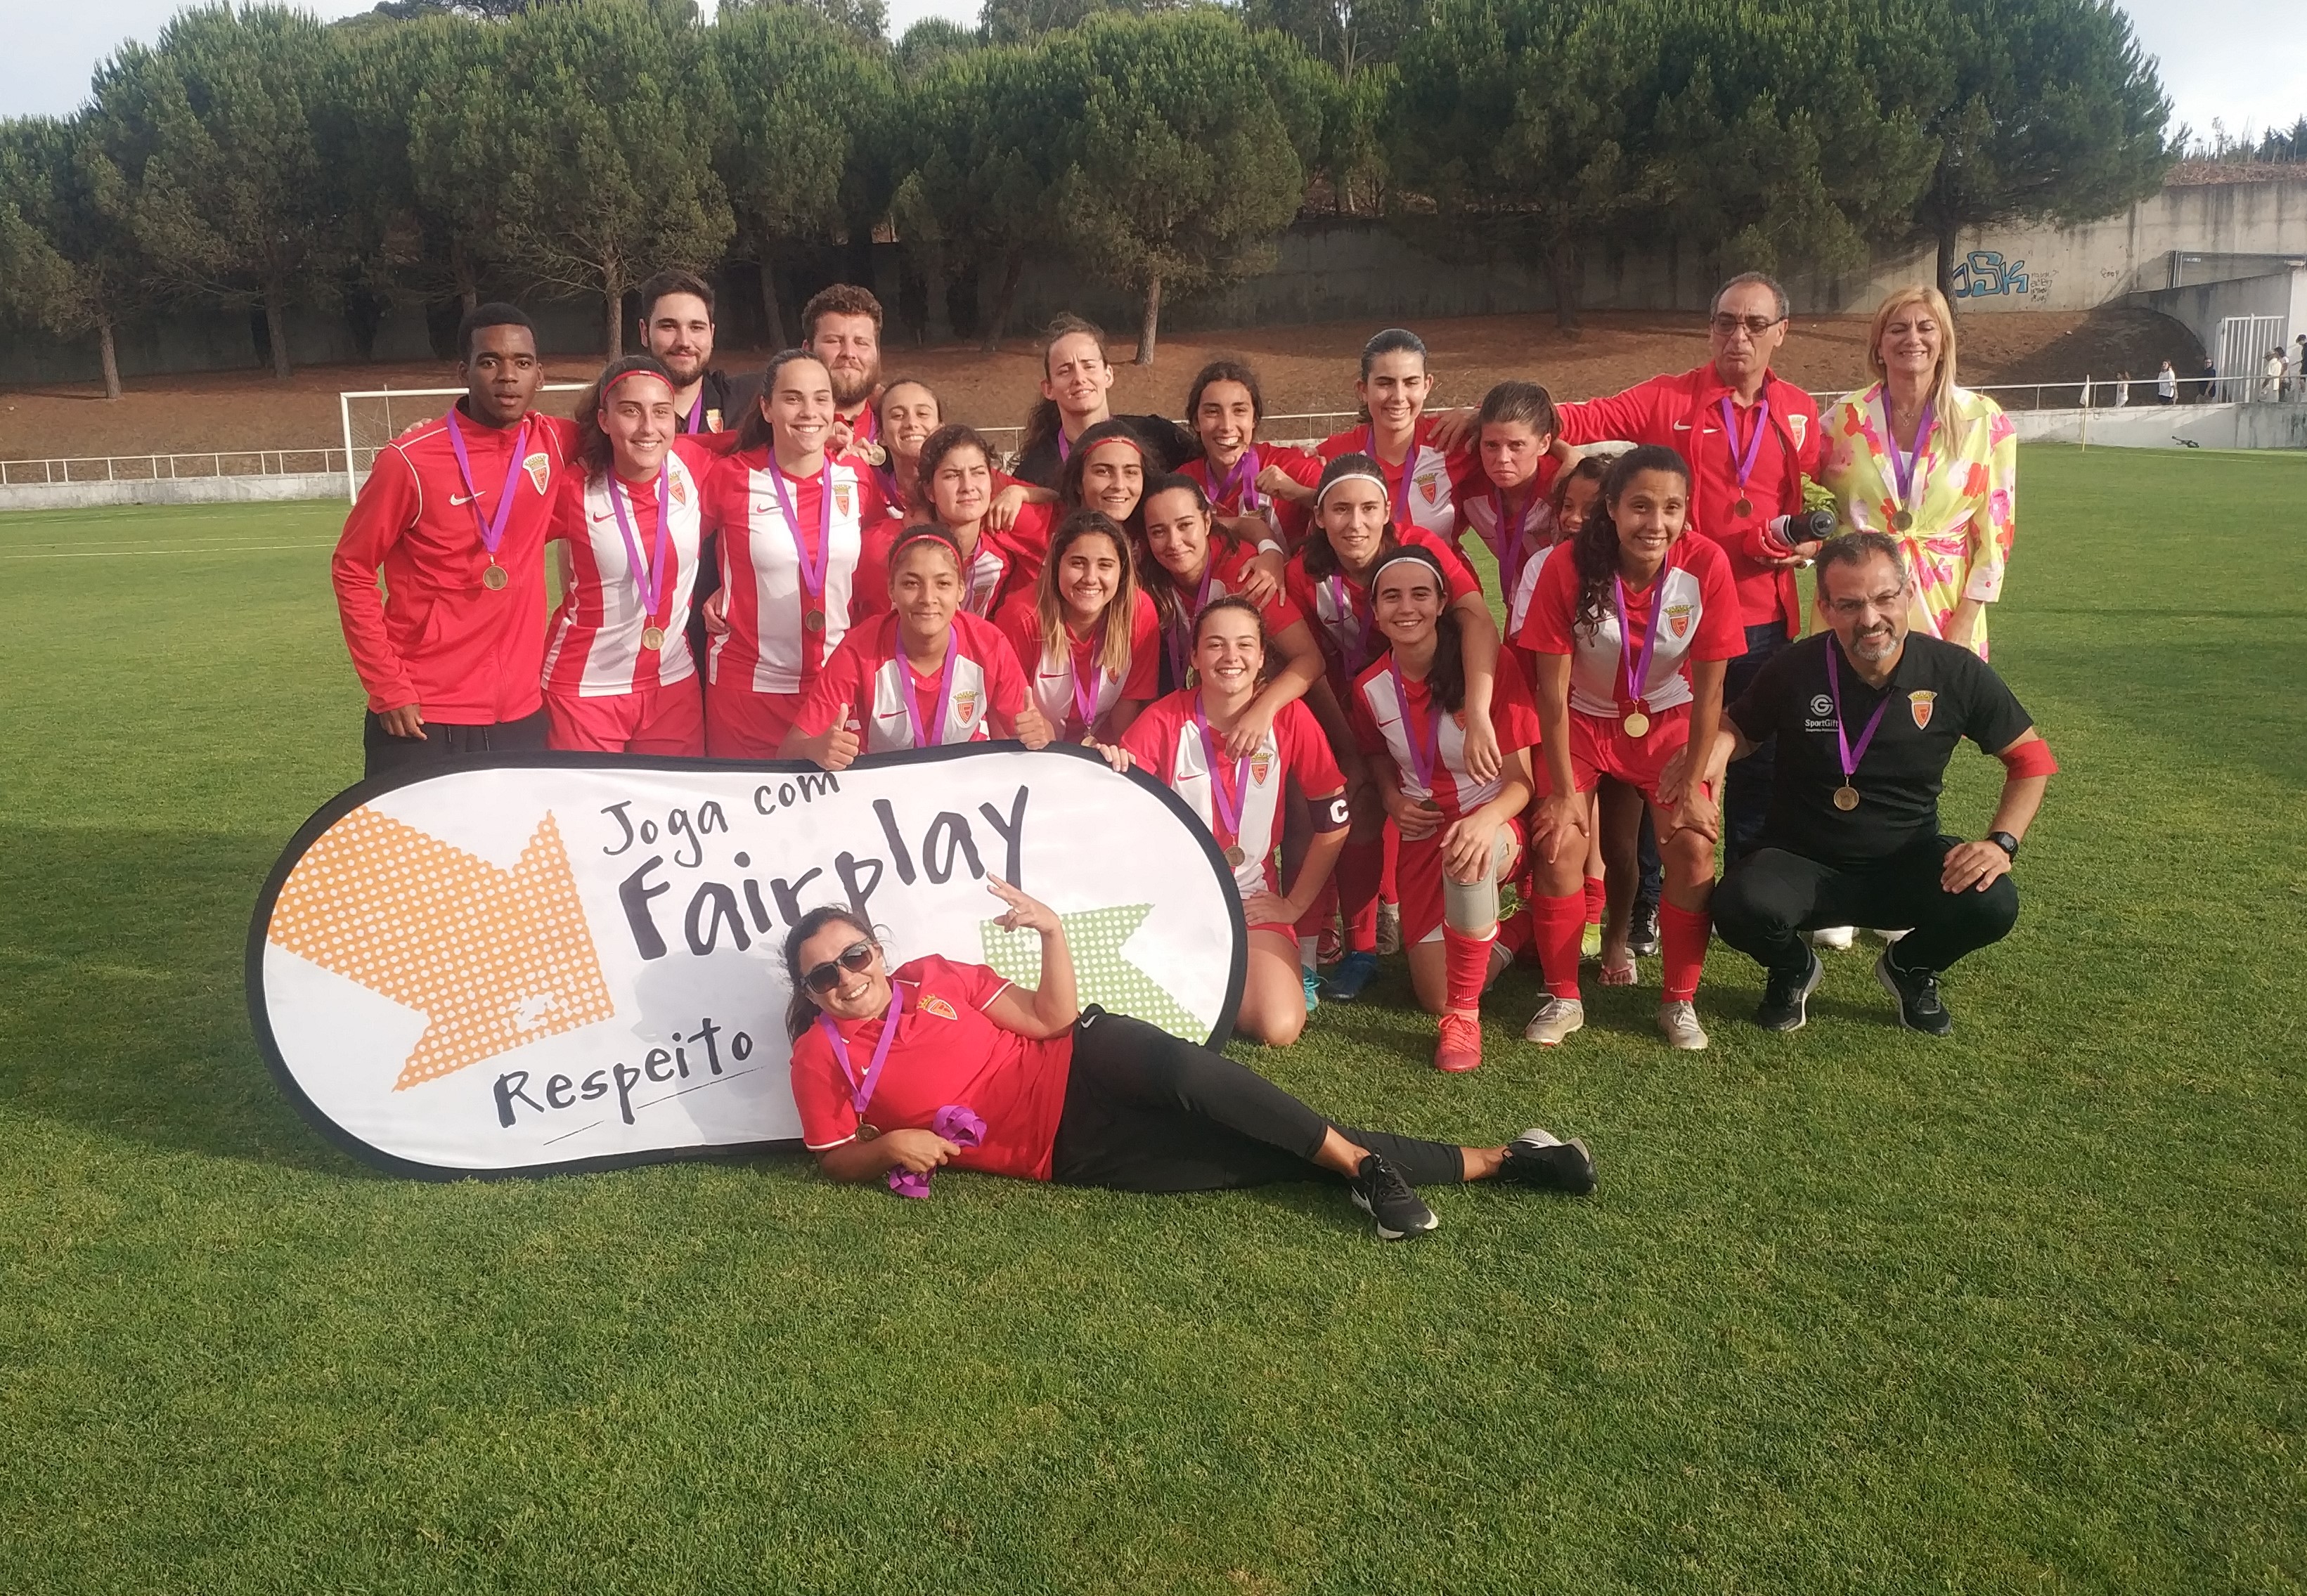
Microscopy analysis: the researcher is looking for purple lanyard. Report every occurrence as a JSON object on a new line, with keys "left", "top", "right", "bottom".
{"left": 1717, "top": 397, "right": 1769, "bottom": 495}
{"left": 1489, "top": 487, "right": 1532, "bottom": 596}
{"left": 1067, "top": 636, "right": 1105, "bottom": 735}
{"left": 1824, "top": 642, "right": 1892, "bottom": 785}
{"left": 1166, "top": 555, "right": 1220, "bottom": 685}
{"left": 1611, "top": 571, "right": 1667, "bottom": 711}
{"left": 1211, "top": 448, "right": 1262, "bottom": 512}
{"left": 1324, "top": 574, "right": 1376, "bottom": 673}
{"left": 1878, "top": 390, "right": 1936, "bottom": 513}
{"left": 818, "top": 984, "right": 904, "bottom": 1117}
{"left": 1191, "top": 699, "right": 1248, "bottom": 848}
{"left": 685, "top": 394, "right": 704, "bottom": 435}
{"left": 444, "top": 411, "right": 530, "bottom": 561}
{"left": 900, "top": 626, "right": 959, "bottom": 747}
{"left": 1388, "top": 656, "right": 1440, "bottom": 793}
{"left": 1365, "top": 425, "right": 1413, "bottom": 524}
{"left": 769, "top": 459, "right": 833, "bottom": 603}
{"left": 1056, "top": 427, "right": 1073, "bottom": 465}
{"left": 605, "top": 465, "right": 671, "bottom": 621}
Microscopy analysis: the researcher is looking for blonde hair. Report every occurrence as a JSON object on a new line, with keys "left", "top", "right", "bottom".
{"left": 1866, "top": 285, "right": 1959, "bottom": 417}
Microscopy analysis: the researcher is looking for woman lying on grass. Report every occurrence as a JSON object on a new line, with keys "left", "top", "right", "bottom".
{"left": 782, "top": 878, "right": 1597, "bottom": 1241}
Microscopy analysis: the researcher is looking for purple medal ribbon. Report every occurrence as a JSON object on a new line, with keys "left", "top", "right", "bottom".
{"left": 769, "top": 458, "right": 834, "bottom": 608}
{"left": 1324, "top": 574, "right": 1377, "bottom": 674}
{"left": 1166, "top": 555, "right": 1220, "bottom": 685}
{"left": 1388, "top": 656, "right": 1440, "bottom": 796}
{"left": 685, "top": 394, "right": 704, "bottom": 435}
{"left": 605, "top": 464, "right": 672, "bottom": 628}
{"left": 900, "top": 625, "right": 960, "bottom": 748}
{"left": 818, "top": 982, "right": 905, "bottom": 1119}
{"left": 1878, "top": 389, "right": 1936, "bottom": 519}
{"left": 1489, "top": 487, "right": 1533, "bottom": 597}
{"left": 1824, "top": 641, "right": 1892, "bottom": 791}
{"left": 444, "top": 410, "right": 531, "bottom": 565}
{"left": 1192, "top": 698, "right": 1250, "bottom": 855}
{"left": 1066, "top": 637, "right": 1106, "bottom": 737}
{"left": 1212, "top": 447, "right": 1262, "bottom": 512}
{"left": 1611, "top": 572, "right": 1667, "bottom": 715}
{"left": 1056, "top": 427, "right": 1073, "bottom": 464}
{"left": 1716, "top": 396, "right": 1770, "bottom": 508}
{"left": 888, "top": 1103, "right": 986, "bottom": 1199}
{"left": 1365, "top": 425, "right": 1413, "bottom": 524}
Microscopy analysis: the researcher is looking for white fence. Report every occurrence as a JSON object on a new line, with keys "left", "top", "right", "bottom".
{"left": 0, "top": 448, "right": 347, "bottom": 486}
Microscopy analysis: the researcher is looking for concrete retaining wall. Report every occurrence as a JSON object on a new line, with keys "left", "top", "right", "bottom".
{"left": 0, "top": 472, "right": 349, "bottom": 512}
{"left": 2006, "top": 401, "right": 2307, "bottom": 449}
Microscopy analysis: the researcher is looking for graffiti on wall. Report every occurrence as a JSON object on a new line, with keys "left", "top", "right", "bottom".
{"left": 1950, "top": 250, "right": 2055, "bottom": 302}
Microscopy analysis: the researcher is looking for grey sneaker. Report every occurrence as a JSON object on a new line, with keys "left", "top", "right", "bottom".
{"left": 1522, "top": 996, "right": 1587, "bottom": 1046}
{"left": 1500, "top": 1127, "right": 1596, "bottom": 1195}
{"left": 1657, "top": 999, "right": 1710, "bottom": 1051}
{"left": 1376, "top": 900, "right": 1403, "bottom": 956}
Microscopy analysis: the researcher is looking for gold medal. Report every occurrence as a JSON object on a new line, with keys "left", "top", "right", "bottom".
{"left": 1224, "top": 845, "right": 1246, "bottom": 867}
{"left": 1624, "top": 711, "right": 1651, "bottom": 739}
{"left": 856, "top": 1122, "right": 879, "bottom": 1141}
{"left": 641, "top": 625, "right": 666, "bottom": 651}
{"left": 1833, "top": 784, "right": 1861, "bottom": 811}
{"left": 1733, "top": 497, "right": 1754, "bottom": 519}
{"left": 482, "top": 562, "right": 509, "bottom": 591}
{"left": 1890, "top": 508, "right": 1914, "bottom": 532}
{"left": 803, "top": 609, "right": 825, "bottom": 632}
{"left": 858, "top": 439, "right": 888, "bottom": 467}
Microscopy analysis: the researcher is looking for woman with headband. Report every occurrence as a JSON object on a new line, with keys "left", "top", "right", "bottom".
{"left": 1286, "top": 453, "right": 1501, "bottom": 1001}
{"left": 1115, "top": 596, "right": 1350, "bottom": 1044}
{"left": 855, "top": 423, "right": 1052, "bottom": 624}
{"left": 1515, "top": 446, "right": 1743, "bottom": 1051}
{"left": 1350, "top": 545, "right": 1542, "bottom": 1072}
{"left": 1317, "top": 328, "right": 1471, "bottom": 550}
{"left": 782, "top": 525, "right": 1049, "bottom": 768}
{"left": 695, "top": 349, "right": 894, "bottom": 757}
{"left": 997, "top": 509, "right": 1159, "bottom": 744}
{"left": 541, "top": 355, "right": 718, "bottom": 755}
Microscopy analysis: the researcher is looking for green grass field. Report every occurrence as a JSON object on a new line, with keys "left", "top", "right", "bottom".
{"left": 4, "top": 446, "right": 2304, "bottom": 1593}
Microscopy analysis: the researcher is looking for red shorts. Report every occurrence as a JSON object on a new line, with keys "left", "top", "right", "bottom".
{"left": 1395, "top": 815, "right": 1524, "bottom": 945}
{"left": 1247, "top": 921, "right": 1298, "bottom": 944}
{"left": 1536, "top": 705, "right": 1691, "bottom": 804}
{"left": 545, "top": 680, "right": 705, "bottom": 756}
{"left": 706, "top": 677, "right": 806, "bottom": 759}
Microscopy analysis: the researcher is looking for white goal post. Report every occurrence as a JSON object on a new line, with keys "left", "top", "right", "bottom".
{"left": 338, "top": 384, "right": 589, "bottom": 503}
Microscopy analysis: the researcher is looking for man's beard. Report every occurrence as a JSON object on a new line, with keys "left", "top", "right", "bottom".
{"left": 656, "top": 347, "right": 709, "bottom": 386}
{"left": 829, "top": 365, "right": 877, "bottom": 408}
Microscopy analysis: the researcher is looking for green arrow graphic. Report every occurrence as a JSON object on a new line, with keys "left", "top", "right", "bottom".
{"left": 979, "top": 903, "right": 1208, "bottom": 1039}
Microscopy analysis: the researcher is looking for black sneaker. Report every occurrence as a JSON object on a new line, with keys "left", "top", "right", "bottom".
{"left": 1875, "top": 949, "right": 1953, "bottom": 1037}
{"left": 1754, "top": 944, "right": 1825, "bottom": 1032}
{"left": 1499, "top": 1128, "right": 1596, "bottom": 1196}
{"left": 1627, "top": 900, "right": 1662, "bottom": 958}
{"left": 1350, "top": 1153, "right": 1438, "bottom": 1240}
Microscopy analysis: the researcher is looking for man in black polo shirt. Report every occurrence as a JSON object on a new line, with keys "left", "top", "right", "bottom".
{"left": 636, "top": 267, "right": 758, "bottom": 437}
{"left": 1684, "top": 533, "right": 2056, "bottom": 1034}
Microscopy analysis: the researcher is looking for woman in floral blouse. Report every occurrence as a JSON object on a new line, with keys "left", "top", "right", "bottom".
{"left": 1820, "top": 285, "right": 2017, "bottom": 660}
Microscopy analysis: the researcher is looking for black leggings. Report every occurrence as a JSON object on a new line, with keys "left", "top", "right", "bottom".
{"left": 1048, "top": 1011, "right": 1469, "bottom": 1193}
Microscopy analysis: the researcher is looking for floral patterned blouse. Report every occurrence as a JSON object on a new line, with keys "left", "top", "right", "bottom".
{"left": 1820, "top": 382, "right": 2017, "bottom": 660}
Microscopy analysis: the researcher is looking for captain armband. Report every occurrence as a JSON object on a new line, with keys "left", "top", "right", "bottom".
{"left": 1996, "top": 739, "right": 2059, "bottom": 779}
{"left": 1310, "top": 790, "right": 1353, "bottom": 832}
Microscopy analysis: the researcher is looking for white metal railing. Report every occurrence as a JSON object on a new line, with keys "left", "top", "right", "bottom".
{"left": 0, "top": 449, "right": 348, "bottom": 486}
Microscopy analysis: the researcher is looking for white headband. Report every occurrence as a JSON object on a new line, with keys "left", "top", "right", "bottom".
{"left": 1371, "top": 549, "right": 1442, "bottom": 589}
{"left": 1315, "top": 469, "right": 1388, "bottom": 510}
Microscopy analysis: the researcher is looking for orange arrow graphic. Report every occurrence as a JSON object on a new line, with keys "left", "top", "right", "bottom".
{"left": 268, "top": 807, "right": 616, "bottom": 1090}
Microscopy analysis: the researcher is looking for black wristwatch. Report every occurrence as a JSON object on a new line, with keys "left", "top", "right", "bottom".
{"left": 1987, "top": 830, "right": 2021, "bottom": 859}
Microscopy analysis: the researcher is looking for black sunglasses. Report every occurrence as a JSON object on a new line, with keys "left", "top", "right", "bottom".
{"left": 802, "top": 940, "right": 878, "bottom": 993}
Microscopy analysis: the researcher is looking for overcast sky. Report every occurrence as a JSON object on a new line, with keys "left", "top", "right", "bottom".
{"left": 3, "top": 0, "right": 2300, "bottom": 146}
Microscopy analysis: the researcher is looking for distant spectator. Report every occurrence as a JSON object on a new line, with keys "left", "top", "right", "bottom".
{"left": 2156, "top": 360, "right": 2177, "bottom": 405}
{"left": 2197, "top": 355, "right": 2218, "bottom": 403}
{"left": 2296, "top": 335, "right": 2307, "bottom": 401}
{"left": 2262, "top": 348, "right": 2287, "bottom": 403}
{"left": 2112, "top": 370, "right": 2130, "bottom": 407}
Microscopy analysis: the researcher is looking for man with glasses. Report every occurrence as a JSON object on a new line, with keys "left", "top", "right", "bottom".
{"left": 1680, "top": 533, "right": 2055, "bottom": 1036}
{"left": 1553, "top": 273, "right": 1826, "bottom": 893}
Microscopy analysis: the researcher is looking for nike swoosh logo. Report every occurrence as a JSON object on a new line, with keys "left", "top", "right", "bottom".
{"left": 451, "top": 492, "right": 479, "bottom": 506}
{"left": 1672, "top": 422, "right": 1691, "bottom": 431}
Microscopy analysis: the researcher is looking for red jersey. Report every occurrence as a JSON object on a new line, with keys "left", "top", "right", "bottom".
{"left": 1452, "top": 461, "right": 1563, "bottom": 597}
{"left": 1284, "top": 526, "right": 1480, "bottom": 689}
{"left": 1181, "top": 444, "right": 1321, "bottom": 548}
{"left": 1318, "top": 416, "right": 1473, "bottom": 545}
{"left": 1121, "top": 692, "right": 1344, "bottom": 899}
{"left": 1553, "top": 364, "right": 1822, "bottom": 630}
{"left": 996, "top": 590, "right": 1159, "bottom": 740}
{"left": 697, "top": 449, "right": 891, "bottom": 697}
{"left": 332, "top": 406, "right": 578, "bottom": 722}
{"left": 853, "top": 507, "right": 1052, "bottom": 624}
{"left": 788, "top": 955, "right": 1073, "bottom": 1181}
{"left": 792, "top": 610, "right": 1030, "bottom": 753}
{"left": 1516, "top": 532, "right": 1744, "bottom": 719}
{"left": 1351, "top": 648, "right": 1542, "bottom": 821}
{"left": 1148, "top": 532, "right": 1308, "bottom": 691}
{"left": 541, "top": 437, "right": 716, "bottom": 699}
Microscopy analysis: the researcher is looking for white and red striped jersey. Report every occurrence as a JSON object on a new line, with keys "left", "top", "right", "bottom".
{"left": 794, "top": 611, "right": 1030, "bottom": 753}
{"left": 1147, "top": 532, "right": 1310, "bottom": 692}
{"left": 1284, "top": 526, "right": 1480, "bottom": 690}
{"left": 1318, "top": 418, "right": 1471, "bottom": 545}
{"left": 1454, "top": 466, "right": 1562, "bottom": 596}
{"left": 1515, "top": 533, "right": 1745, "bottom": 718}
{"left": 1181, "top": 444, "right": 1321, "bottom": 550}
{"left": 698, "top": 448, "right": 889, "bottom": 696}
{"left": 542, "top": 439, "right": 713, "bottom": 697}
{"left": 1506, "top": 539, "right": 1568, "bottom": 640}
{"left": 852, "top": 508, "right": 1051, "bottom": 625}
{"left": 996, "top": 590, "right": 1160, "bottom": 740}
{"left": 1350, "top": 649, "right": 1542, "bottom": 822}
{"left": 1120, "top": 692, "right": 1344, "bottom": 897}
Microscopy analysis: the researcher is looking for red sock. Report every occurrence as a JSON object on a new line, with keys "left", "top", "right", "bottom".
{"left": 1495, "top": 906, "right": 1532, "bottom": 963}
{"left": 1336, "top": 836, "right": 1383, "bottom": 952}
{"left": 1582, "top": 874, "right": 1606, "bottom": 927}
{"left": 1442, "top": 925, "right": 1492, "bottom": 1013}
{"left": 1659, "top": 900, "right": 1711, "bottom": 1002}
{"left": 1295, "top": 873, "right": 1336, "bottom": 940}
{"left": 1532, "top": 890, "right": 1584, "bottom": 1000}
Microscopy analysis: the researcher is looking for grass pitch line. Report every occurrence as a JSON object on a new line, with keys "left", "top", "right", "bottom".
{"left": 1, "top": 542, "right": 336, "bottom": 560}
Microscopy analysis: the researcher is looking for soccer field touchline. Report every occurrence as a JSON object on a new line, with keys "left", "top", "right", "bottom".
{"left": 0, "top": 543, "right": 337, "bottom": 559}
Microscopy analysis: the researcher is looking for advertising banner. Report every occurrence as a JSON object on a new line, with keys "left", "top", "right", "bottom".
{"left": 247, "top": 745, "right": 1246, "bottom": 1178}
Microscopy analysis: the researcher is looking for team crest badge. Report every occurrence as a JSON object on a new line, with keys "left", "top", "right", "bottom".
{"left": 1908, "top": 689, "right": 1937, "bottom": 729}
{"left": 1249, "top": 750, "right": 1273, "bottom": 785}
{"left": 1789, "top": 414, "right": 1808, "bottom": 448}
{"left": 522, "top": 453, "right": 551, "bottom": 494}
{"left": 833, "top": 483, "right": 853, "bottom": 519}
{"left": 1667, "top": 603, "right": 1693, "bottom": 640}
{"left": 704, "top": 408, "right": 723, "bottom": 433}
{"left": 670, "top": 475, "right": 689, "bottom": 507}
{"left": 919, "top": 995, "right": 958, "bottom": 1021}
{"left": 952, "top": 690, "right": 979, "bottom": 725}
{"left": 1417, "top": 472, "right": 1441, "bottom": 506}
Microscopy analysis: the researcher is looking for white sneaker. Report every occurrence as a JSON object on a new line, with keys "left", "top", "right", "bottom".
{"left": 1485, "top": 940, "right": 1513, "bottom": 993}
{"left": 1375, "top": 900, "right": 1402, "bottom": 956}
{"left": 1870, "top": 927, "right": 1912, "bottom": 945}
{"left": 1811, "top": 925, "right": 1856, "bottom": 950}
{"left": 1522, "top": 997, "right": 1586, "bottom": 1046}
{"left": 1657, "top": 999, "right": 1710, "bottom": 1051}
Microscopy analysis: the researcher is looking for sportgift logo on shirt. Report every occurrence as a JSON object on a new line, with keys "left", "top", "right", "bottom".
{"left": 248, "top": 746, "right": 1243, "bottom": 1179}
